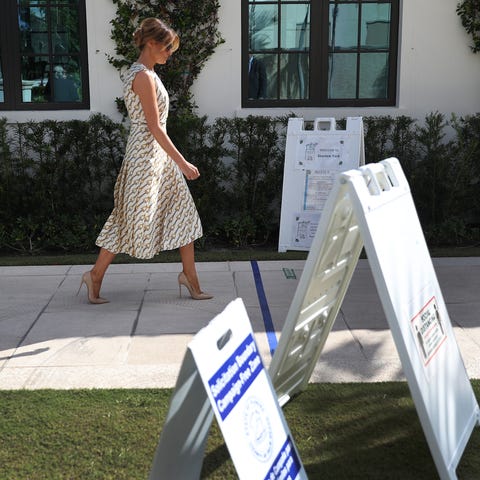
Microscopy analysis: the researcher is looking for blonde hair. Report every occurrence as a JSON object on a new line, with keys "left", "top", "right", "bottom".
{"left": 133, "top": 18, "right": 179, "bottom": 52}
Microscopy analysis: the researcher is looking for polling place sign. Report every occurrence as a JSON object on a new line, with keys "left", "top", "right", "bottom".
{"left": 190, "top": 298, "right": 306, "bottom": 480}
{"left": 278, "top": 117, "right": 364, "bottom": 252}
{"left": 149, "top": 298, "right": 307, "bottom": 480}
{"left": 270, "top": 158, "right": 479, "bottom": 480}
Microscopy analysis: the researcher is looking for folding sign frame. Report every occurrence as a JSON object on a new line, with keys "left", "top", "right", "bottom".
{"left": 149, "top": 299, "right": 307, "bottom": 480}
{"left": 269, "top": 158, "right": 480, "bottom": 480}
{"left": 278, "top": 116, "right": 365, "bottom": 252}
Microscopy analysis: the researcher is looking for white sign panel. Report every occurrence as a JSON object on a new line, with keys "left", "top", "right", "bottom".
{"left": 270, "top": 159, "right": 479, "bottom": 479}
{"left": 190, "top": 299, "right": 307, "bottom": 480}
{"left": 278, "top": 116, "right": 364, "bottom": 252}
{"left": 271, "top": 173, "right": 364, "bottom": 404}
{"left": 349, "top": 160, "right": 479, "bottom": 479}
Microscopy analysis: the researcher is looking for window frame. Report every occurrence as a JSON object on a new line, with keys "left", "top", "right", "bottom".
{"left": 241, "top": 0, "right": 399, "bottom": 108}
{"left": 0, "top": 0, "right": 90, "bottom": 111}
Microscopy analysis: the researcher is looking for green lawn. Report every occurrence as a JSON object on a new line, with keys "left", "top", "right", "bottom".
{"left": 1, "top": 248, "right": 479, "bottom": 478}
{"left": 0, "top": 248, "right": 309, "bottom": 266}
{"left": 0, "top": 382, "right": 479, "bottom": 479}
{"left": 1, "top": 245, "right": 480, "bottom": 267}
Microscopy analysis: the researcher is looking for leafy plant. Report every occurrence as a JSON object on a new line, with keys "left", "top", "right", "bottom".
{"left": 109, "top": 0, "right": 224, "bottom": 114}
{"left": 220, "top": 115, "right": 287, "bottom": 246}
{"left": 457, "top": 0, "right": 480, "bottom": 53}
{"left": 349, "top": 112, "right": 480, "bottom": 247}
{"left": 449, "top": 112, "right": 480, "bottom": 230}
{"left": 2, "top": 112, "right": 480, "bottom": 254}
{"left": 168, "top": 112, "right": 229, "bottom": 244}
{"left": 413, "top": 112, "right": 455, "bottom": 228}
{"left": 0, "top": 114, "right": 127, "bottom": 254}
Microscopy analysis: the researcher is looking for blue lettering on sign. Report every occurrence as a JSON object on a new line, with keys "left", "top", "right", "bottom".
{"left": 264, "top": 436, "right": 301, "bottom": 480}
{"left": 208, "top": 334, "right": 263, "bottom": 420}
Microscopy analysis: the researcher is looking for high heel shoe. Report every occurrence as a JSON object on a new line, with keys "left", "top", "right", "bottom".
{"left": 77, "top": 271, "right": 109, "bottom": 305}
{"left": 178, "top": 272, "right": 213, "bottom": 300}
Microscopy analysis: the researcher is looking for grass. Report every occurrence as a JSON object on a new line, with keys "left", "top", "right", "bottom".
{"left": 1, "top": 245, "right": 480, "bottom": 267}
{"left": 0, "top": 383, "right": 479, "bottom": 479}
{"left": 1, "top": 246, "right": 479, "bottom": 478}
{"left": 0, "top": 248, "right": 309, "bottom": 266}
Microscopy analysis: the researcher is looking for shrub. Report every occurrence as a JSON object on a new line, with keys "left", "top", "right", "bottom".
{"left": 0, "top": 114, "right": 126, "bottom": 253}
{"left": 109, "top": 0, "right": 224, "bottom": 115}
{"left": 363, "top": 112, "right": 480, "bottom": 246}
{"left": 1, "top": 112, "right": 480, "bottom": 254}
{"left": 219, "top": 115, "right": 287, "bottom": 246}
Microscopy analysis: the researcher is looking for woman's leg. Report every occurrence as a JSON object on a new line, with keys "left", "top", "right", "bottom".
{"left": 90, "top": 247, "right": 116, "bottom": 298}
{"left": 179, "top": 241, "right": 201, "bottom": 293}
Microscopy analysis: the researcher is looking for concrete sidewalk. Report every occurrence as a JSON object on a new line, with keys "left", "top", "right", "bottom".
{"left": 0, "top": 258, "right": 479, "bottom": 389}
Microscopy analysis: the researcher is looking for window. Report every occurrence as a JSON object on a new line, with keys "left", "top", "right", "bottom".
{"left": 0, "top": 0, "right": 89, "bottom": 110}
{"left": 242, "top": 0, "right": 399, "bottom": 107}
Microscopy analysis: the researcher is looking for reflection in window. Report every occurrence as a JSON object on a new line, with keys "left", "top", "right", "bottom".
{"left": 248, "top": 0, "right": 310, "bottom": 101}
{"left": 329, "top": 2, "right": 391, "bottom": 100}
{"left": 249, "top": 4, "right": 278, "bottom": 51}
{"left": 243, "top": 0, "right": 398, "bottom": 107}
{"left": 18, "top": 1, "right": 82, "bottom": 103}
{"left": 362, "top": 4, "right": 391, "bottom": 48}
{"left": 280, "top": 53, "right": 309, "bottom": 100}
{"left": 328, "top": 53, "right": 356, "bottom": 99}
{"left": 248, "top": 54, "right": 269, "bottom": 99}
{"left": 359, "top": 52, "right": 388, "bottom": 98}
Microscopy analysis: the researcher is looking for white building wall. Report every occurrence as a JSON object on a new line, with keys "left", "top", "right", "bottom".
{"left": 193, "top": 0, "right": 480, "bottom": 122}
{"left": 397, "top": 1, "right": 480, "bottom": 118}
{"left": 191, "top": 0, "right": 242, "bottom": 120}
{"left": 4, "top": 0, "right": 123, "bottom": 124}
{"left": 2, "top": 0, "right": 479, "bottom": 124}
{"left": 83, "top": 0, "right": 123, "bottom": 122}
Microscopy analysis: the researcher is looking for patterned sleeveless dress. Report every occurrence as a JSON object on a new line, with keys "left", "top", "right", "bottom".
{"left": 96, "top": 62, "right": 202, "bottom": 259}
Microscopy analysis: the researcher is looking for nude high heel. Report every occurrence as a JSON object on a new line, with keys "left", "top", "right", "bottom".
{"left": 178, "top": 272, "right": 213, "bottom": 300}
{"left": 77, "top": 271, "right": 109, "bottom": 305}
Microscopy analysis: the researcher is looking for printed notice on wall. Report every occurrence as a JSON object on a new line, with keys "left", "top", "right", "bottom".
{"left": 189, "top": 299, "right": 306, "bottom": 480}
{"left": 410, "top": 296, "right": 447, "bottom": 366}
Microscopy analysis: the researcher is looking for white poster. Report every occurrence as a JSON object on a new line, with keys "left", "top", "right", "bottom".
{"left": 410, "top": 296, "right": 447, "bottom": 366}
{"left": 295, "top": 137, "right": 346, "bottom": 171}
{"left": 303, "top": 172, "right": 335, "bottom": 211}
{"left": 292, "top": 212, "right": 320, "bottom": 249}
{"left": 189, "top": 299, "right": 306, "bottom": 480}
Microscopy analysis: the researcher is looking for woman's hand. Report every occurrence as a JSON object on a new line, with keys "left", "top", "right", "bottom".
{"left": 179, "top": 160, "right": 200, "bottom": 180}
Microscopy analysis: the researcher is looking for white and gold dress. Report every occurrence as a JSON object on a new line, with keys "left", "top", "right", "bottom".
{"left": 96, "top": 62, "right": 202, "bottom": 259}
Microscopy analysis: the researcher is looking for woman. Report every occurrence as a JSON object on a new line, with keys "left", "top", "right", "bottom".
{"left": 79, "top": 18, "right": 212, "bottom": 303}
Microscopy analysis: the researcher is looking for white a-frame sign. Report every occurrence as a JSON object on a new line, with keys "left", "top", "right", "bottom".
{"left": 269, "top": 158, "right": 480, "bottom": 480}
{"left": 149, "top": 298, "right": 307, "bottom": 480}
{"left": 278, "top": 116, "right": 365, "bottom": 252}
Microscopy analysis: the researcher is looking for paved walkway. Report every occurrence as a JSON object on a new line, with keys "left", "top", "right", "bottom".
{"left": 0, "top": 258, "right": 479, "bottom": 389}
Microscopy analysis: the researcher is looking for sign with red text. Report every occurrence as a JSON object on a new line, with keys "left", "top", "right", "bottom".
{"left": 410, "top": 296, "right": 447, "bottom": 367}
{"left": 270, "top": 159, "right": 479, "bottom": 480}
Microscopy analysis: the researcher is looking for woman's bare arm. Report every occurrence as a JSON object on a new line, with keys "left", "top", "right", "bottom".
{"left": 132, "top": 70, "right": 199, "bottom": 180}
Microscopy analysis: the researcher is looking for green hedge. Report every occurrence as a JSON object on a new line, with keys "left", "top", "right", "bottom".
{"left": 0, "top": 114, "right": 126, "bottom": 254}
{"left": 362, "top": 112, "right": 480, "bottom": 245}
{"left": 109, "top": 0, "right": 224, "bottom": 115}
{"left": 0, "top": 112, "right": 479, "bottom": 255}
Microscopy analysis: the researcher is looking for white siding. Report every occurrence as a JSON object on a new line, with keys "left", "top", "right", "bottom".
{"left": 3, "top": 0, "right": 479, "bottom": 124}
{"left": 3, "top": 0, "right": 122, "bottom": 123}
{"left": 192, "top": 0, "right": 480, "bottom": 122}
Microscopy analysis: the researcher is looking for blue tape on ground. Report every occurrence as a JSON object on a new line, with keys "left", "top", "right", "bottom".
{"left": 250, "top": 260, "right": 278, "bottom": 356}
